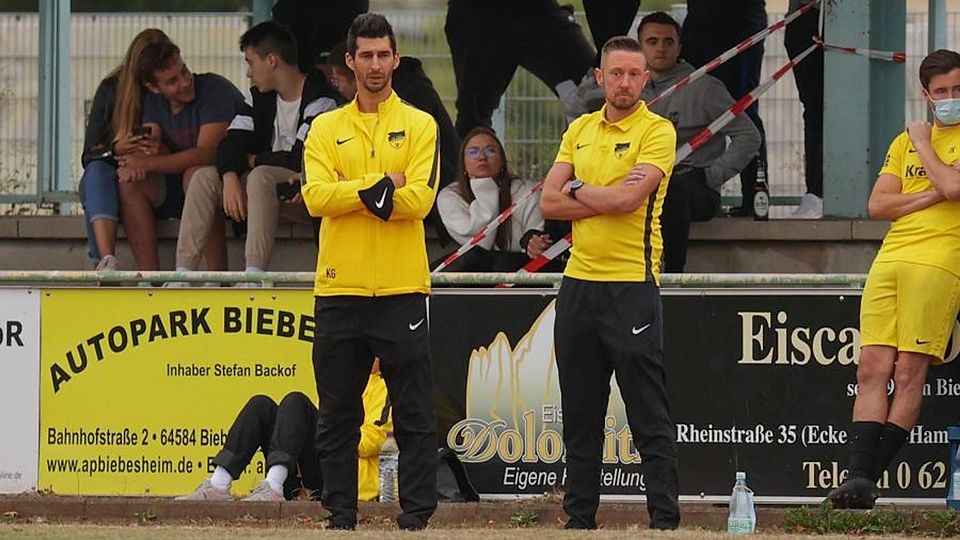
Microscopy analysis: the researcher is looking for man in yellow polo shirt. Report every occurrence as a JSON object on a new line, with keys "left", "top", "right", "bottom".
{"left": 301, "top": 13, "right": 439, "bottom": 531}
{"left": 828, "top": 49, "right": 960, "bottom": 509}
{"left": 540, "top": 35, "right": 679, "bottom": 530}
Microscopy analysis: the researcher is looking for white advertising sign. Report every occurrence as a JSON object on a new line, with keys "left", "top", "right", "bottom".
{"left": 0, "top": 288, "right": 40, "bottom": 492}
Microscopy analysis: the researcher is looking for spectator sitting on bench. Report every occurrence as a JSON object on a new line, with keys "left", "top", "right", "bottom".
{"left": 117, "top": 40, "right": 244, "bottom": 271}
{"left": 79, "top": 28, "right": 170, "bottom": 271}
{"left": 172, "top": 21, "right": 343, "bottom": 281}
{"left": 436, "top": 127, "right": 545, "bottom": 272}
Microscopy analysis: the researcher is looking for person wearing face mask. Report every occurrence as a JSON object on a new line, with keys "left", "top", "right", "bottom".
{"left": 436, "top": 127, "right": 545, "bottom": 272}
{"left": 826, "top": 49, "right": 960, "bottom": 510}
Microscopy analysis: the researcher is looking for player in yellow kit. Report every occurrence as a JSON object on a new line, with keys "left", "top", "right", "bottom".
{"left": 829, "top": 49, "right": 960, "bottom": 509}
{"left": 300, "top": 13, "right": 439, "bottom": 531}
{"left": 540, "top": 36, "right": 679, "bottom": 530}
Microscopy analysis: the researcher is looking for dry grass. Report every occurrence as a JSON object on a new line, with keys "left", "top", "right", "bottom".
{"left": 0, "top": 524, "right": 923, "bottom": 540}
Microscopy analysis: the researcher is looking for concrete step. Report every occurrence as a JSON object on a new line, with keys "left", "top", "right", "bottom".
{"left": 0, "top": 216, "right": 888, "bottom": 274}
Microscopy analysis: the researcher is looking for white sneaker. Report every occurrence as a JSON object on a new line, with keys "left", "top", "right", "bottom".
{"left": 242, "top": 480, "right": 284, "bottom": 502}
{"left": 162, "top": 281, "right": 191, "bottom": 288}
{"left": 789, "top": 193, "right": 823, "bottom": 219}
{"left": 95, "top": 254, "right": 119, "bottom": 271}
{"left": 175, "top": 479, "right": 232, "bottom": 501}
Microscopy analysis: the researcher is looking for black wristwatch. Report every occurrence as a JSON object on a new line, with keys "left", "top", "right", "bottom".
{"left": 569, "top": 179, "right": 584, "bottom": 200}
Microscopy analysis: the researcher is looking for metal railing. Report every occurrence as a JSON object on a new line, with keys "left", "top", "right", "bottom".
{"left": 0, "top": 271, "right": 867, "bottom": 288}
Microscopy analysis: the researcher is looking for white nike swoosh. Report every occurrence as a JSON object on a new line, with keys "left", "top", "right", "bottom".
{"left": 375, "top": 188, "right": 388, "bottom": 209}
{"left": 632, "top": 323, "right": 651, "bottom": 335}
{"left": 409, "top": 318, "right": 425, "bottom": 331}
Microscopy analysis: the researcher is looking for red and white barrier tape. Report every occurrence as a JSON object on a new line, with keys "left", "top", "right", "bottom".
{"left": 507, "top": 42, "right": 823, "bottom": 281}
{"left": 432, "top": 183, "right": 543, "bottom": 273}
{"left": 814, "top": 36, "right": 905, "bottom": 63}
{"left": 649, "top": 0, "right": 820, "bottom": 106}
{"left": 677, "top": 42, "right": 820, "bottom": 163}
{"left": 436, "top": 1, "right": 824, "bottom": 275}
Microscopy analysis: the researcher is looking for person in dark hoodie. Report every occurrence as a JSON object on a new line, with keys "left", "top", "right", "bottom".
{"left": 172, "top": 21, "right": 344, "bottom": 278}
{"left": 639, "top": 12, "right": 760, "bottom": 273}
{"left": 326, "top": 40, "right": 460, "bottom": 245}
{"left": 681, "top": 0, "right": 768, "bottom": 218}
{"left": 271, "top": 0, "right": 368, "bottom": 72}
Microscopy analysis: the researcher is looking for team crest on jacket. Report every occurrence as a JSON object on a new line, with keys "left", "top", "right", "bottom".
{"left": 614, "top": 142, "right": 631, "bottom": 158}
{"left": 388, "top": 130, "right": 406, "bottom": 149}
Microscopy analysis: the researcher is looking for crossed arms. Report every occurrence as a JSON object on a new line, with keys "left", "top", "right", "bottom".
{"left": 539, "top": 162, "right": 666, "bottom": 220}
{"left": 868, "top": 121, "right": 960, "bottom": 220}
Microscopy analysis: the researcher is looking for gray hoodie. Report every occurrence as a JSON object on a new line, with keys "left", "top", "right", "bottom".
{"left": 641, "top": 60, "right": 761, "bottom": 191}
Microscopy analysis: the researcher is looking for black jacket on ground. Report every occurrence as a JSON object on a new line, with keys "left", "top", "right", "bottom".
{"left": 216, "top": 69, "right": 345, "bottom": 176}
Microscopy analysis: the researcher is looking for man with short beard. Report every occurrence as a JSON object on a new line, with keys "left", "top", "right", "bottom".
{"left": 540, "top": 36, "right": 679, "bottom": 530}
{"left": 301, "top": 13, "right": 439, "bottom": 531}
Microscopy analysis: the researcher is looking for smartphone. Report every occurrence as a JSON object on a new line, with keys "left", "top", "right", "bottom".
{"left": 276, "top": 181, "right": 301, "bottom": 202}
{"left": 132, "top": 126, "right": 151, "bottom": 139}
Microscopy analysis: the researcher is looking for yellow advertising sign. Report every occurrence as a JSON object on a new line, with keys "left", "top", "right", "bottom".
{"left": 39, "top": 289, "right": 317, "bottom": 496}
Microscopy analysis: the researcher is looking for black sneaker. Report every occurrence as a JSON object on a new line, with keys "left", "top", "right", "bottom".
{"left": 826, "top": 476, "right": 880, "bottom": 509}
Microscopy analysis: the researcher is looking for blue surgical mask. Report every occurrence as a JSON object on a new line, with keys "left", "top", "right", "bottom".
{"left": 932, "top": 97, "right": 960, "bottom": 125}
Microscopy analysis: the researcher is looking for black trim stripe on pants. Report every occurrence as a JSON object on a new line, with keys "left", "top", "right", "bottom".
{"left": 554, "top": 277, "right": 679, "bottom": 529}
{"left": 312, "top": 293, "right": 438, "bottom": 530}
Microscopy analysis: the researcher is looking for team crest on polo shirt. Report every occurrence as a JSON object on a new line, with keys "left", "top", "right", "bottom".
{"left": 388, "top": 130, "right": 406, "bottom": 149}
{"left": 614, "top": 142, "right": 631, "bottom": 158}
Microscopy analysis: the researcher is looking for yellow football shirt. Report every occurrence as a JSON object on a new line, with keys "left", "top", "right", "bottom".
{"left": 875, "top": 127, "right": 960, "bottom": 276}
{"left": 555, "top": 102, "right": 676, "bottom": 283}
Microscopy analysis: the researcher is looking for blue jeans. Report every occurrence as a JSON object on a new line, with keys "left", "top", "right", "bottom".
{"left": 78, "top": 160, "right": 119, "bottom": 262}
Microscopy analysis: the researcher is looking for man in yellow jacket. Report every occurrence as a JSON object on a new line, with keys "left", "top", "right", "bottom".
{"left": 301, "top": 13, "right": 439, "bottom": 531}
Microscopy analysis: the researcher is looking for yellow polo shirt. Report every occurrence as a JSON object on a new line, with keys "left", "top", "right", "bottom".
{"left": 555, "top": 102, "right": 676, "bottom": 283}
{"left": 875, "top": 127, "right": 960, "bottom": 277}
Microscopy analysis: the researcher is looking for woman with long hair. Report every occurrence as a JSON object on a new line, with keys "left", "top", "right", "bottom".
{"left": 437, "top": 127, "right": 545, "bottom": 271}
{"left": 80, "top": 28, "right": 170, "bottom": 271}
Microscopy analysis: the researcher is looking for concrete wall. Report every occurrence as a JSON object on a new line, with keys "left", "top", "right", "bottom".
{"left": 0, "top": 217, "right": 886, "bottom": 274}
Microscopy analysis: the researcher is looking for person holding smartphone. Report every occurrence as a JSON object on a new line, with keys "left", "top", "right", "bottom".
{"left": 116, "top": 39, "right": 244, "bottom": 271}
{"left": 171, "top": 21, "right": 344, "bottom": 280}
{"left": 79, "top": 29, "right": 170, "bottom": 271}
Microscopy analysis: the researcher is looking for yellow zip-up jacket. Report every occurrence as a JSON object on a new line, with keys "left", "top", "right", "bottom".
{"left": 302, "top": 91, "right": 440, "bottom": 297}
{"left": 358, "top": 372, "right": 392, "bottom": 501}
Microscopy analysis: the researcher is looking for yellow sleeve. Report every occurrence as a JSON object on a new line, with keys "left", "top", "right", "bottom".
{"left": 302, "top": 117, "right": 382, "bottom": 217}
{"left": 879, "top": 132, "right": 907, "bottom": 178}
{"left": 390, "top": 115, "right": 441, "bottom": 220}
{"left": 635, "top": 119, "right": 677, "bottom": 177}
{"left": 554, "top": 118, "right": 580, "bottom": 165}
{"left": 358, "top": 374, "right": 391, "bottom": 459}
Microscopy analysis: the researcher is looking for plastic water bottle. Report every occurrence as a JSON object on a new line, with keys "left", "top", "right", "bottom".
{"left": 728, "top": 471, "right": 756, "bottom": 534}
{"left": 753, "top": 159, "right": 769, "bottom": 221}
{"left": 379, "top": 435, "right": 399, "bottom": 502}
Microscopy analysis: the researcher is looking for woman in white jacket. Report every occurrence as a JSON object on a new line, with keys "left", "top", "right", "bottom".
{"left": 437, "top": 127, "right": 545, "bottom": 272}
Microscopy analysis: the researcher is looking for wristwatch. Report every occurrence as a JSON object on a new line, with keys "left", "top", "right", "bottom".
{"left": 569, "top": 179, "right": 584, "bottom": 200}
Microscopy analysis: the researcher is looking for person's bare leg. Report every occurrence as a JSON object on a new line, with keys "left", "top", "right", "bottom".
{"left": 92, "top": 219, "right": 118, "bottom": 257}
{"left": 852, "top": 345, "right": 897, "bottom": 422}
{"left": 827, "top": 345, "right": 896, "bottom": 509}
{"left": 886, "top": 352, "right": 930, "bottom": 428}
{"left": 118, "top": 175, "right": 163, "bottom": 270}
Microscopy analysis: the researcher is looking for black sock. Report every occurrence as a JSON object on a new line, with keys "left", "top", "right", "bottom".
{"left": 870, "top": 422, "right": 910, "bottom": 481}
{"left": 848, "top": 421, "right": 883, "bottom": 480}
